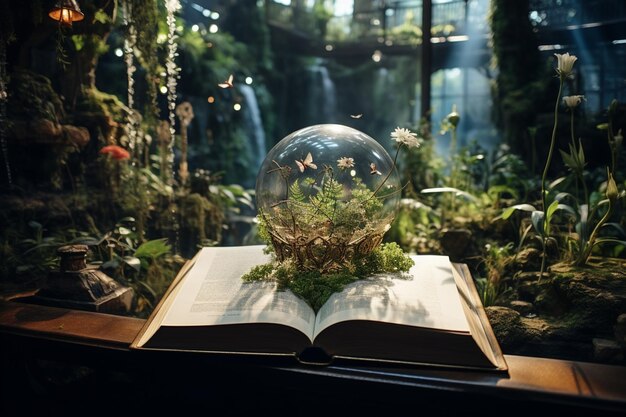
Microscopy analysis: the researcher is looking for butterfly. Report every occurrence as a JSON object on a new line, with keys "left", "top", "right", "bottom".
{"left": 350, "top": 113, "right": 363, "bottom": 119}
{"left": 370, "top": 163, "right": 382, "bottom": 175}
{"left": 295, "top": 152, "right": 317, "bottom": 172}
{"left": 218, "top": 74, "right": 234, "bottom": 89}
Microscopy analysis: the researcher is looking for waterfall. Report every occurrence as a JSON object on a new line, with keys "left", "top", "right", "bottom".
{"left": 307, "top": 61, "right": 337, "bottom": 122}
{"left": 239, "top": 84, "right": 267, "bottom": 173}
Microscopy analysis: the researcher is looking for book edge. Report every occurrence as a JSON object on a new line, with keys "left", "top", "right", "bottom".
{"left": 130, "top": 251, "right": 201, "bottom": 349}
{"left": 451, "top": 262, "right": 508, "bottom": 372}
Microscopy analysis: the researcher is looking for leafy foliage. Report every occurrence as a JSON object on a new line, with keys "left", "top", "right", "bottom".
{"left": 242, "top": 242, "right": 414, "bottom": 312}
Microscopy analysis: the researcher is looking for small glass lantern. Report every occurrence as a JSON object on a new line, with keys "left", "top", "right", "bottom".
{"left": 48, "top": 0, "right": 85, "bottom": 27}
{"left": 256, "top": 124, "right": 401, "bottom": 272}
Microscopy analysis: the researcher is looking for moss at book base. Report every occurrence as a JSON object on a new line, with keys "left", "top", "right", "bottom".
{"left": 242, "top": 242, "right": 414, "bottom": 312}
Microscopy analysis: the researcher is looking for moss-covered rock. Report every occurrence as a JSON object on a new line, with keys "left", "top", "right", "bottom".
{"left": 491, "top": 260, "right": 626, "bottom": 363}
{"left": 486, "top": 306, "right": 546, "bottom": 351}
{"left": 73, "top": 87, "right": 128, "bottom": 145}
{"left": 7, "top": 69, "right": 65, "bottom": 122}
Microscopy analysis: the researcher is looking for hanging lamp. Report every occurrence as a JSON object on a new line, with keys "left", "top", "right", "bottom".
{"left": 48, "top": 0, "right": 85, "bottom": 27}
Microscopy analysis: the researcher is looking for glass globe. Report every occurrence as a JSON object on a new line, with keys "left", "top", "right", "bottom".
{"left": 256, "top": 124, "right": 401, "bottom": 271}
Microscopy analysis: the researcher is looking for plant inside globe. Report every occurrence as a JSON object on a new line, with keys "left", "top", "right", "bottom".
{"left": 243, "top": 124, "right": 419, "bottom": 311}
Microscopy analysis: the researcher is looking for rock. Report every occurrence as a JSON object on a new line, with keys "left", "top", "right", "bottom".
{"left": 593, "top": 338, "right": 623, "bottom": 363}
{"left": 33, "top": 119, "right": 63, "bottom": 139}
{"left": 485, "top": 306, "right": 523, "bottom": 351}
{"left": 555, "top": 278, "right": 623, "bottom": 333}
{"left": 509, "top": 300, "right": 534, "bottom": 316}
{"left": 9, "top": 119, "right": 90, "bottom": 149}
{"left": 614, "top": 313, "right": 626, "bottom": 348}
{"left": 62, "top": 125, "right": 90, "bottom": 148}
{"left": 439, "top": 229, "right": 472, "bottom": 260}
{"left": 533, "top": 286, "right": 568, "bottom": 316}
{"left": 486, "top": 306, "right": 548, "bottom": 353}
{"left": 514, "top": 247, "right": 542, "bottom": 271}
{"left": 9, "top": 119, "right": 62, "bottom": 143}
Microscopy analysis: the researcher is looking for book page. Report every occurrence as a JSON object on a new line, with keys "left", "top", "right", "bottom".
{"left": 313, "top": 255, "right": 470, "bottom": 339}
{"left": 161, "top": 245, "right": 317, "bottom": 341}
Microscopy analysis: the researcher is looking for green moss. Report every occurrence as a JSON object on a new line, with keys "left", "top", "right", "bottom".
{"left": 241, "top": 242, "right": 414, "bottom": 312}
{"left": 8, "top": 69, "right": 65, "bottom": 122}
{"left": 77, "top": 87, "right": 127, "bottom": 123}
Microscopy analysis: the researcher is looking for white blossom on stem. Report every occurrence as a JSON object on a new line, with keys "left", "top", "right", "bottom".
{"left": 563, "top": 95, "right": 585, "bottom": 109}
{"left": 555, "top": 52, "right": 578, "bottom": 79}
{"left": 390, "top": 127, "right": 420, "bottom": 149}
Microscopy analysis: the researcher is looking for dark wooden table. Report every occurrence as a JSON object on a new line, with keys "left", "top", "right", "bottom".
{"left": 1, "top": 300, "right": 626, "bottom": 416}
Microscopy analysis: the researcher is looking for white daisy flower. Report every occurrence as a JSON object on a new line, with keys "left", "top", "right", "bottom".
{"left": 336, "top": 156, "right": 355, "bottom": 170}
{"left": 390, "top": 127, "right": 420, "bottom": 149}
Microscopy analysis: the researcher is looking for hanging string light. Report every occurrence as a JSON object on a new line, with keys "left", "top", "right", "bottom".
{"left": 165, "top": 0, "right": 182, "bottom": 253}
{"left": 165, "top": 0, "right": 181, "bottom": 185}
{"left": 122, "top": 1, "right": 139, "bottom": 160}
{"left": 48, "top": 0, "right": 85, "bottom": 27}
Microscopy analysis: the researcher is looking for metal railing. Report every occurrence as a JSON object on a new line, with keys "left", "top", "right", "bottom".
{"left": 529, "top": 0, "right": 626, "bottom": 28}
{"left": 266, "top": 0, "right": 485, "bottom": 44}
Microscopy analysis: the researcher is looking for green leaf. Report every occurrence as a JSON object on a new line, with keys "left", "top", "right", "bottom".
{"left": 548, "top": 176, "right": 567, "bottom": 190}
{"left": 531, "top": 210, "right": 545, "bottom": 236}
{"left": 556, "top": 203, "right": 576, "bottom": 217}
{"left": 237, "top": 196, "right": 254, "bottom": 209}
{"left": 93, "top": 9, "right": 110, "bottom": 24}
{"left": 593, "top": 238, "right": 626, "bottom": 248}
{"left": 576, "top": 204, "right": 589, "bottom": 239}
{"left": 101, "top": 259, "right": 120, "bottom": 270}
{"left": 499, "top": 204, "right": 536, "bottom": 220}
{"left": 602, "top": 222, "right": 626, "bottom": 237}
{"left": 28, "top": 221, "right": 42, "bottom": 230}
{"left": 123, "top": 256, "right": 141, "bottom": 272}
{"left": 134, "top": 238, "right": 171, "bottom": 260}
{"left": 555, "top": 192, "right": 576, "bottom": 204}
{"left": 117, "top": 227, "right": 132, "bottom": 236}
{"left": 70, "top": 237, "right": 100, "bottom": 245}
{"left": 289, "top": 180, "right": 306, "bottom": 202}
{"left": 71, "top": 35, "right": 85, "bottom": 52}
{"left": 560, "top": 149, "right": 576, "bottom": 170}
{"left": 420, "top": 187, "right": 479, "bottom": 202}
{"left": 577, "top": 139, "right": 585, "bottom": 166}
{"left": 221, "top": 188, "right": 236, "bottom": 202}
{"left": 136, "top": 280, "right": 158, "bottom": 300}
{"left": 546, "top": 200, "right": 560, "bottom": 220}
{"left": 487, "top": 185, "right": 519, "bottom": 201}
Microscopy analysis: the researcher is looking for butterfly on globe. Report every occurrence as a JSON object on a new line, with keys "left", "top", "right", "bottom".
{"left": 218, "top": 74, "right": 234, "bottom": 89}
{"left": 370, "top": 163, "right": 382, "bottom": 175}
{"left": 295, "top": 152, "right": 317, "bottom": 172}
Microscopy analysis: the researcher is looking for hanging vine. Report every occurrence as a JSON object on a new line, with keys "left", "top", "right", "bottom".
{"left": 122, "top": 0, "right": 139, "bottom": 158}
{"left": 127, "top": 0, "right": 159, "bottom": 126}
{"left": 0, "top": 40, "right": 11, "bottom": 185}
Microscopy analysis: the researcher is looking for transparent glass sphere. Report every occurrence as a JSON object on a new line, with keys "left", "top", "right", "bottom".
{"left": 256, "top": 124, "right": 400, "bottom": 270}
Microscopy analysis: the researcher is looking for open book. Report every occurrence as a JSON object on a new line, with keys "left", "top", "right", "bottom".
{"left": 132, "top": 245, "right": 507, "bottom": 371}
